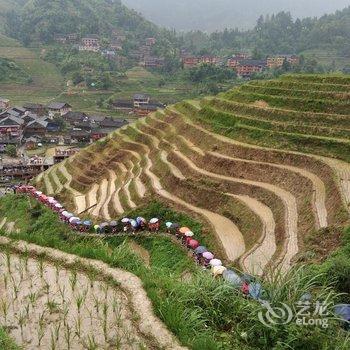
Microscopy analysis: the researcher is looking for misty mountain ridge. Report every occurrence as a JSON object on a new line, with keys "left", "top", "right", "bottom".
{"left": 123, "top": 0, "right": 350, "bottom": 31}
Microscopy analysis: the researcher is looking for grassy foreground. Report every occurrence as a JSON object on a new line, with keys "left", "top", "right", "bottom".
{"left": 0, "top": 328, "right": 19, "bottom": 350}
{"left": 0, "top": 195, "right": 349, "bottom": 349}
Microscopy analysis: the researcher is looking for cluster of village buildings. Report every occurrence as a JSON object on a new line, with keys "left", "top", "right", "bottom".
{"left": 54, "top": 31, "right": 162, "bottom": 68}
{"left": 112, "top": 93, "right": 165, "bottom": 117}
{"left": 0, "top": 98, "right": 128, "bottom": 152}
{"left": 54, "top": 31, "right": 300, "bottom": 77}
{"left": 182, "top": 52, "right": 300, "bottom": 77}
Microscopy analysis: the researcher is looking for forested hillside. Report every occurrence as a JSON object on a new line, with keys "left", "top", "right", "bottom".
{"left": 185, "top": 8, "right": 350, "bottom": 57}
{"left": 3, "top": 0, "right": 160, "bottom": 44}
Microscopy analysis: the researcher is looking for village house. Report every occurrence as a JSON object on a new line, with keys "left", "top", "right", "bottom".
{"left": 54, "top": 34, "right": 67, "bottom": 44}
{"left": 66, "top": 33, "right": 78, "bottom": 43}
{"left": 0, "top": 116, "right": 24, "bottom": 138}
{"left": 68, "top": 130, "right": 91, "bottom": 144}
{"left": 53, "top": 148, "right": 79, "bottom": 163}
{"left": 236, "top": 59, "right": 267, "bottom": 78}
{"left": 227, "top": 57, "right": 245, "bottom": 69}
{"left": 134, "top": 102, "right": 165, "bottom": 117}
{"left": 110, "top": 39, "right": 123, "bottom": 51}
{"left": 63, "top": 111, "right": 88, "bottom": 125}
{"left": 0, "top": 107, "right": 25, "bottom": 120}
{"left": 99, "top": 118, "right": 128, "bottom": 129}
{"left": 146, "top": 37, "right": 157, "bottom": 46}
{"left": 133, "top": 94, "right": 150, "bottom": 108}
{"left": 267, "top": 54, "right": 300, "bottom": 69}
{"left": 112, "top": 100, "right": 134, "bottom": 113}
{"left": 79, "top": 34, "right": 100, "bottom": 52}
{"left": 140, "top": 57, "right": 165, "bottom": 68}
{"left": 23, "top": 103, "right": 46, "bottom": 116}
{"left": 24, "top": 136, "right": 41, "bottom": 150}
{"left": 0, "top": 98, "right": 10, "bottom": 111}
{"left": 24, "top": 118, "right": 48, "bottom": 137}
{"left": 182, "top": 56, "right": 221, "bottom": 68}
{"left": 47, "top": 102, "right": 72, "bottom": 116}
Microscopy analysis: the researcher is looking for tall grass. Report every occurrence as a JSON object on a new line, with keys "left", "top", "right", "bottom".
{"left": 1, "top": 195, "right": 349, "bottom": 349}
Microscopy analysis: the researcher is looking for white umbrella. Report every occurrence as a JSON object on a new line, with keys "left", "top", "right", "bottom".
{"left": 69, "top": 217, "right": 80, "bottom": 223}
{"left": 61, "top": 211, "right": 69, "bottom": 217}
{"left": 121, "top": 218, "right": 130, "bottom": 223}
{"left": 185, "top": 231, "right": 194, "bottom": 237}
{"left": 35, "top": 191, "right": 42, "bottom": 195}
{"left": 55, "top": 203, "right": 63, "bottom": 208}
{"left": 149, "top": 218, "right": 159, "bottom": 224}
{"left": 209, "top": 259, "right": 222, "bottom": 267}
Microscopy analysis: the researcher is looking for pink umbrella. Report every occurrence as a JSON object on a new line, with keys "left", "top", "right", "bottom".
{"left": 203, "top": 252, "right": 214, "bottom": 260}
{"left": 188, "top": 239, "right": 200, "bottom": 250}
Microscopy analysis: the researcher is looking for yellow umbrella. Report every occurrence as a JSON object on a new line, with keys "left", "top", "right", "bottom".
{"left": 212, "top": 265, "right": 227, "bottom": 278}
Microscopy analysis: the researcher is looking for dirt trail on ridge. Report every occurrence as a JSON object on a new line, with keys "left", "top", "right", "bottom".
{"left": 101, "top": 170, "right": 117, "bottom": 220}
{"left": 91, "top": 178, "right": 109, "bottom": 217}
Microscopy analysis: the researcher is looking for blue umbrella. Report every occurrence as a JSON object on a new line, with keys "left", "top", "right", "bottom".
{"left": 109, "top": 221, "right": 118, "bottom": 227}
{"left": 83, "top": 220, "right": 92, "bottom": 226}
{"left": 130, "top": 219, "right": 138, "bottom": 228}
{"left": 223, "top": 270, "right": 242, "bottom": 287}
{"left": 194, "top": 246, "right": 207, "bottom": 255}
{"left": 136, "top": 217, "right": 146, "bottom": 225}
{"left": 334, "top": 304, "right": 350, "bottom": 321}
{"left": 249, "top": 283, "right": 263, "bottom": 300}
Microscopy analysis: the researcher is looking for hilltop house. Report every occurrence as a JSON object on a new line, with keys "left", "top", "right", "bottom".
{"left": 236, "top": 59, "right": 267, "bottom": 78}
{"left": 79, "top": 34, "right": 100, "bottom": 52}
{"left": 133, "top": 94, "right": 150, "bottom": 108}
{"left": 0, "top": 98, "right": 10, "bottom": 111}
{"left": 47, "top": 102, "right": 72, "bottom": 116}
{"left": 146, "top": 37, "right": 157, "bottom": 46}
{"left": 112, "top": 100, "right": 134, "bottom": 112}
{"left": 134, "top": 104, "right": 163, "bottom": 117}
{"left": 267, "top": 55, "right": 300, "bottom": 69}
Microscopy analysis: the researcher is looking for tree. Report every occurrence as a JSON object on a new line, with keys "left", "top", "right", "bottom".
{"left": 5, "top": 145, "right": 17, "bottom": 158}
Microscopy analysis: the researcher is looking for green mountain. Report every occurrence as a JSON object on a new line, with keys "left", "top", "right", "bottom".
{"left": 3, "top": 0, "right": 159, "bottom": 44}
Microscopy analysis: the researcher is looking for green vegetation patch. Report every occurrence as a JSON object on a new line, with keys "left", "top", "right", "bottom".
{"left": 0, "top": 57, "right": 32, "bottom": 84}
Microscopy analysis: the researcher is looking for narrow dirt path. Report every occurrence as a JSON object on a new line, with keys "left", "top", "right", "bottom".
{"left": 123, "top": 127, "right": 246, "bottom": 262}
{"left": 171, "top": 149, "right": 297, "bottom": 271}
{"left": 50, "top": 167, "right": 63, "bottom": 193}
{"left": 111, "top": 163, "right": 127, "bottom": 215}
{"left": 227, "top": 194, "right": 276, "bottom": 276}
{"left": 91, "top": 178, "right": 109, "bottom": 217}
{"left": 123, "top": 160, "right": 137, "bottom": 209}
{"left": 43, "top": 171, "right": 54, "bottom": 195}
{"left": 0, "top": 237, "right": 186, "bottom": 350}
{"left": 86, "top": 183, "right": 99, "bottom": 212}
{"left": 316, "top": 157, "right": 350, "bottom": 213}
{"left": 211, "top": 152, "right": 328, "bottom": 228}
{"left": 101, "top": 170, "right": 117, "bottom": 220}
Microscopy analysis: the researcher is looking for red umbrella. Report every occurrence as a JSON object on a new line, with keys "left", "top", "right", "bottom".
{"left": 188, "top": 239, "right": 200, "bottom": 250}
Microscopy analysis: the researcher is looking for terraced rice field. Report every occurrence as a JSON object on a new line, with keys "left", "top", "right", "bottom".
{"left": 0, "top": 238, "right": 184, "bottom": 350}
{"left": 38, "top": 74, "right": 350, "bottom": 276}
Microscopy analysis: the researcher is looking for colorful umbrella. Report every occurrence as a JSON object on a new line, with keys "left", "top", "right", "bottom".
{"left": 83, "top": 220, "right": 92, "bottom": 226}
{"left": 188, "top": 239, "right": 200, "bottom": 249}
{"left": 109, "top": 221, "right": 118, "bottom": 227}
{"left": 170, "top": 223, "right": 179, "bottom": 229}
{"left": 223, "top": 270, "right": 242, "bottom": 286}
{"left": 194, "top": 246, "right": 207, "bottom": 255}
{"left": 121, "top": 218, "right": 130, "bottom": 223}
{"left": 130, "top": 219, "right": 138, "bottom": 228}
{"left": 202, "top": 252, "right": 214, "bottom": 260}
{"left": 165, "top": 221, "right": 173, "bottom": 228}
{"left": 212, "top": 265, "right": 227, "bottom": 277}
{"left": 149, "top": 218, "right": 159, "bottom": 224}
{"left": 136, "top": 217, "right": 146, "bottom": 224}
{"left": 69, "top": 217, "right": 80, "bottom": 223}
{"left": 100, "top": 222, "right": 109, "bottom": 228}
{"left": 185, "top": 231, "right": 194, "bottom": 237}
{"left": 209, "top": 259, "right": 222, "bottom": 267}
{"left": 179, "top": 227, "right": 190, "bottom": 234}
{"left": 94, "top": 225, "right": 100, "bottom": 230}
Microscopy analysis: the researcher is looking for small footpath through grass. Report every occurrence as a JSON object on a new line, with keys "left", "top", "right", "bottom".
{"left": 0, "top": 194, "right": 349, "bottom": 349}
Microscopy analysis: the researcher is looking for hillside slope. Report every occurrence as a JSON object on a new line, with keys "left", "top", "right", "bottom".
{"left": 2, "top": 0, "right": 158, "bottom": 44}
{"left": 37, "top": 74, "right": 350, "bottom": 275}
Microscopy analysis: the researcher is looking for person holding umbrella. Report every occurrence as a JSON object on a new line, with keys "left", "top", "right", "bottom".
{"left": 109, "top": 221, "right": 119, "bottom": 234}
{"left": 148, "top": 218, "right": 160, "bottom": 232}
